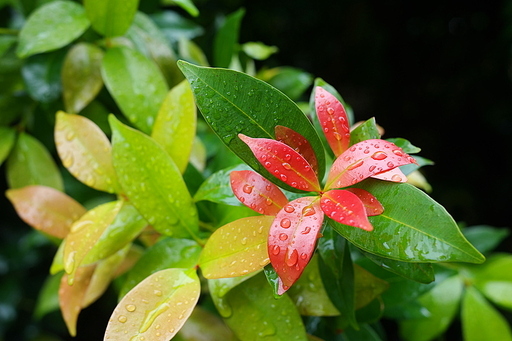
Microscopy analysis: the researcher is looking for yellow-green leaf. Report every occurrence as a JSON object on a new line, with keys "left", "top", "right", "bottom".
{"left": 178, "top": 306, "right": 236, "bottom": 341}
{"left": 104, "top": 268, "right": 200, "bottom": 341}
{"left": 354, "top": 264, "right": 389, "bottom": 309}
{"left": 55, "top": 111, "right": 119, "bottom": 193}
{"left": 84, "top": 0, "right": 139, "bottom": 37}
{"left": 0, "top": 126, "right": 15, "bottom": 165}
{"left": 6, "top": 185, "right": 86, "bottom": 239}
{"left": 199, "top": 215, "right": 273, "bottom": 279}
{"left": 152, "top": 80, "right": 196, "bottom": 173}
{"left": 62, "top": 43, "right": 104, "bottom": 114}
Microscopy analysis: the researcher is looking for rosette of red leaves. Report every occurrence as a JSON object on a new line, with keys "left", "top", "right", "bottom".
{"left": 230, "top": 87, "right": 417, "bottom": 294}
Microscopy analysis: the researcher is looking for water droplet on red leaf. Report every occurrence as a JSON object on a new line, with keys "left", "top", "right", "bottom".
{"left": 280, "top": 174, "right": 288, "bottom": 181}
{"left": 347, "top": 160, "right": 364, "bottom": 170}
{"left": 242, "top": 184, "right": 253, "bottom": 194}
{"left": 282, "top": 162, "right": 291, "bottom": 170}
{"left": 284, "top": 205, "right": 294, "bottom": 213}
{"left": 371, "top": 151, "right": 387, "bottom": 160}
{"left": 301, "top": 226, "right": 311, "bottom": 234}
{"left": 392, "top": 174, "right": 403, "bottom": 182}
{"left": 271, "top": 245, "right": 280, "bottom": 255}
{"left": 285, "top": 249, "right": 299, "bottom": 267}
{"left": 279, "top": 233, "right": 288, "bottom": 241}
{"left": 302, "top": 206, "right": 316, "bottom": 216}
{"left": 280, "top": 218, "right": 291, "bottom": 228}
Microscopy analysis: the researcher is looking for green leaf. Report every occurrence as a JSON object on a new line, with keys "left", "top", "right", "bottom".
{"left": 178, "top": 37, "right": 209, "bottom": 66}
{"left": 386, "top": 138, "right": 421, "bottom": 154}
{"left": 120, "top": 237, "right": 201, "bottom": 297}
{"left": 110, "top": 116, "right": 199, "bottom": 238}
{"left": 400, "top": 275, "right": 463, "bottom": 341}
{"left": 209, "top": 273, "right": 308, "bottom": 340}
{"left": 471, "top": 254, "right": 512, "bottom": 310}
{"left": 353, "top": 264, "right": 389, "bottom": 309}
{"left": 213, "top": 8, "right": 245, "bottom": 68}
{"left": 332, "top": 180, "right": 485, "bottom": 264}
{"left": 6, "top": 132, "right": 63, "bottom": 190}
{"left": 0, "top": 126, "right": 15, "bottom": 165}
{"left": 242, "top": 42, "right": 278, "bottom": 60}
{"left": 178, "top": 306, "right": 237, "bottom": 341}
{"left": 21, "top": 50, "right": 65, "bottom": 103}
{"left": 0, "top": 35, "right": 17, "bottom": 58}
{"left": 161, "top": 0, "right": 199, "bottom": 17}
{"left": 34, "top": 272, "right": 63, "bottom": 319}
{"left": 258, "top": 67, "right": 313, "bottom": 101}
{"left": 152, "top": 80, "right": 196, "bottom": 173}
{"left": 462, "top": 286, "right": 512, "bottom": 341}
{"left": 102, "top": 46, "right": 168, "bottom": 134}
{"left": 84, "top": 0, "right": 139, "bottom": 37}
{"left": 350, "top": 118, "right": 381, "bottom": 145}
{"left": 177, "top": 61, "right": 326, "bottom": 189}
{"left": 193, "top": 164, "right": 250, "bottom": 205}
{"left": 104, "top": 268, "right": 200, "bottom": 341}
{"left": 199, "top": 215, "right": 273, "bottom": 279}
{"left": 150, "top": 11, "right": 204, "bottom": 43}
{"left": 62, "top": 43, "right": 104, "bottom": 114}
{"left": 341, "top": 323, "right": 384, "bottom": 341}
{"left": 55, "top": 111, "right": 120, "bottom": 193}
{"left": 208, "top": 272, "right": 260, "bottom": 300}
{"left": 16, "top": 1, "right": 90, "bottom": 58}
{"left": 463, "top": 225, "right": 509, "bottom": 254}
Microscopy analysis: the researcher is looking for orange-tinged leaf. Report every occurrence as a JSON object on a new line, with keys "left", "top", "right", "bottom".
{"left": 345, "top": 188, "right": 384, "bottom": 216}
{"left": 268, "top": 196, "right": 324, "bottom": 294}
{"left": 55, "top": 111, "right": 120, "bottom": 193}
{"left": 6, "top": 185, "right": 86, "bottom": 239}
{"left": 63, "top": 201, "right": 122, "bottom": 284}
{"left": 238, "top": 134, "right": 320, "bottom": 192}
{"left": 325, "top": 139, "right": 416, "bottom": 190}
{"left": 230, "top": 170, "right": 288, "bottom": 215}
{"left": 59, "top": 264, "right": 95, "bottom": 336}
{"left": 320, "top": 190, "right": 373, "bottom": 231}
{"left": 104, "top": 268, "right": 200, "bottom": 341}
{"left": 275, "top": 125, "right": 319, "bottom": 175}
{"left": 315, "top": 86, "right": 350, "bottom": 156}
{"left": 199, "top": 215, "right": 274, "bottom": 278}
{"left": 371, "top": 167, "right": 407, "bottom": 183}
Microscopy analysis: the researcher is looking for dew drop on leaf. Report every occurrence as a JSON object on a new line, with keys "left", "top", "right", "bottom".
{"left": 280, "top": 174, "right": 288, "bottom": 181}
{"left": 118, "top": 315, "right": 127, "bottom": 323}
{"left": 284, "top": 205, "right": 294, "bottom": 213}
{"left": 301, "top": 226, "right": 311, "bottom": 234}
{"left": 282, "top": 162, "right": 291, "bottom": 170}
{"left": 242, "top": 184, "right": 253, "bottom": 194}
{"left": 271, "top": 245, "right": 280, "bottom": 255}
{"left": 280, "top": 218, "right": 291, "bottom": 228}
{"left": 125, "top": 304, "right": 136, "bottom": 312}
{"left": 302, "top": 206, "right": 316, "bottom": 216}
{"left": 371, "top": 151, "right": 387, "bottom": 160}
{"left": 279, "top": 233, "right": 288, "bottom": 241}
{"left": 285, "top": 248, "right": 299, "bottom": 267}
{"left": 391, "top": 174, "right": 403, "bottom": 182}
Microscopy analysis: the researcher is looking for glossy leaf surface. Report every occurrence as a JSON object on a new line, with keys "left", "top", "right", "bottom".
{"left": 471, "top": 254, "right": 512, "bottom": 309}
{"left": 193, "top": 164, "right": 250, "bottom": 205}
{"left": 213, "top": 8, "right": 244, "bottom": 67}
{"left": 268, "top": 196, "right": 324, "bottom": 294}
{"left": 55, "top": 111, "right": 119, "bottom": 193}
{"left": 0, "top": 126, "right": 15, "bottom": 165}
{"left": 102, "top": 47, "right": 168, "bottom": 134}
{"left": 334, "top": 180, "right": 485, "bottom": 263}
{"left": 7, "top": 132, "right": 63, "bottom": 190}
{"left": 22, "top": 51, "right": 65, "bottom": 103}
{"left": 62, "top": 43, "right": 104, "bottom": 114}
{"left": 151, "top": 80, "right": 196, "bottom": 173}
{"left": 462, "top": 286, "right": 512, "bottom": 341}
{"left": 371, "top": 167, "right": 407, "bottom": 183}
{"left": 353, "top": 264, "right": 389, "bottom": 309}
{"left": 209, "top": 273, "right": 308, "bottom": 340}
{"left": 104, "top": 268, "right": 200, "bottom": 341}
{"left": 239, "top": 134, "right": 320, "bottom": 192}
{"left": 274, "top": 125, "right": 319, "bottom": 175}
{"left": 110, "top": 116, "right": 198, "bottom": 238}
{"left": 315, "top": 86, "right": 350, "bottom": 156}
{"left": 6, "top": 185, "right": 86, "bottom": 239}
{"left": 345, "top": 187, "right": 384, "bottom": 216}
{"left": 120, "top": 238, "right": 201, "bottom": 298}
{"left": 321, "top": 189, "right": 373, "bottom": 231}
{"left": 463, "top": 225, "right": 510, "bottom": 254}
{"left": 326, "top": 139, "right": 416, "bottom": 189}
{"left": 84, "top": 0, "right": 138, "bottom": 37}
{"left": 177, "top": 61, "right": 326, "bottom": 188}
{"left": 349, "top": 117, "right": 381, "bottom": 145}
{"left": 16, "top": 1, "right": 90, "bottom": 58}
{"left": 230, "top": 170, "right": 288, "bottom": 215}
{"left": 200, "top": 215, "right": 273, "bottom": 278}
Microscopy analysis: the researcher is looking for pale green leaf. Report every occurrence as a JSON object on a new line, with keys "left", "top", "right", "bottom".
{"left": 84, "top": 0, "right": 139, "bottom": 37}
{"left": 0, "top": 126, "right": 15, "bottom": 165}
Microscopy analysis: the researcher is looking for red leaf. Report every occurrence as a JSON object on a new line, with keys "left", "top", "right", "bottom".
{"left": 325, "top": 139, "right": 416, "bottom": 190}
{"left": 274, "top": 125, "right": 319, "bottom": 175}
{"left": 345, "top": 188, "right": 384, "bottom": 216}
{"left": 238, "top": 134, "right": 321, "bottom": 192}
{"left": 371, "top": 167, "right": 407, "bottom": 183}
{"left": 268, "top": 196, "right": 324, "bottom": 294}
{"left": 320, "top": 189, "right": 373, "bottom": 231}
{"left": 315, "top": 87, "right": 351, "bottom": 156}
{"left": 230, "top": 170, "right": 288, "bottom": 215}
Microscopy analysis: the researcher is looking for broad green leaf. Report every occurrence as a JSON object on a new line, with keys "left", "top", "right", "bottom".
{"left": 82, "top": 202, "right": 147, "bottom": 265}
{"left": 161, "top": 0, "right": 199, "bottom": 17}
{"left": 6, "top": 132, "right": 63, "bottom": 190}
{"left": 55, "top": 111, "right": 119, "bottom": 193}
{"left": 350, "top": 118, "right": 381, "bottom": 145}
{"left": 120, "top": 237, "right": 201, "bottom": 298}
{"left": 178, "top": 60, "right": 326, "bottom": 189}
{"left": 150, "top": 11, "right": 204, "bottom": 43}
{"left": 353, "top": 264, "right": 389, "bottom": 309}
{"left": 193, "top": 164, "right": 250, "bottom": 206}
{"left": 84, "top": 0, "right": 139, "bottom": 37}
{"left": 34, "top": 272, "right": 63, "bottom": 319}
{"left": 0, "top": 35, "right": 17, "bottom": 57}
{"left": 63, "top": 201, "right": 122, "bottom": 284}
{"left": 341, "top": 323, "right": 384, "bottom": 341}
{"left": 400, "top": 275, "right": 463, "bottom": 341}
{"left": 104, "top": 268, "right": 200, "bottom": 341}
{"left": 209, "top": 273, "right": 308, "bottom": 340}
{"left": 0, "top": 126, "right": 15, "bottom": 165}
{"left": 178, "top": 37, "right": 209, "bottom": 66}
{"left": 62, "top": 43, "right": 104, "bottom": 114}
{"left": 386, "top": 138, "right": 421, "bottom": 154}
{"left": 21, "top": 50, "right": 65, "bottom": 103}
{"left": 199, "top": 215, "right": 273, "bottom": 278}
{"left": 6, "top": 185, "right": 86, "bottom": 239}
{"left": 110, "top": 116, "right": 199, "bottom": 238}
{"left": 287, "top": 255, "right": 340, "bottom": 316}
{"left": 178, "top": 306, "right": 236, "bottom": 341}
{"left": 16, "top": 1, "right": 90, "bottom": 58}
{"left": 59, "top": 264, "right": 95, "bottom": 336}
{"left": 471, "top": 254, "right": 512, "bottom": 310}
{"left": 208, "top": 272, "right": 260, "bottom": 300}
{"left": 102, "top": 46, "right": 168, "bottom": 134}
{"left": 213, "top": 8, "right": 244, "bottom": 68}
{"left": 260, "top": 67, "right": 313, "bottom": 101}
{"left": 333, "top": 180, "right": 485, "bottom": 263}
{"left": 462, "top": 286, "right": 512, "bottom": 341}
{"left": 463, "top": 225, "right": 509, "bottom": 254}
{"left": 152, "top": 80, "right": 196, "bottom": 173}
{"left": 242, "top": 41, "right": 278, "bottom": 60}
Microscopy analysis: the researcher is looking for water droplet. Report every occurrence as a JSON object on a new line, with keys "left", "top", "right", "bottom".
{"left": 393, "top": 149, "right": 404, "bottom": 157}
{"left": 300, "top": 252, "right": 308, "bottom": 260}
{"left": 284, "top": 205, "right": 295, "bottom": 213}
{"left": 302, "top": 206, "right": 316, "bottom": 216}
{"left": 265, "top": 198, "right": 273, "bottom": 206}
{"left": 125, "top": 304, "right": 136, "bottom": 312}
{"left": 280, "top": 218, "right": 291, "bottom": 228}
{"left": 241, "top": 237, "right": 248, "bottom": 245}
{"left": 265, "top": 184, "right": 272, "bottom": 191}
{"left": 284, "top": 154, "right": 291, "bottom": 161}
{"left": 271, "top": 245, "right": 280, "bottom": 255}
{"left": 118, "top": 315, "right": 127, "bottom": 323}
{"left": 302, "top": 226, "right": 311, "bottom": 234}
{"left": 64, "top": 251, "right": 77, "bottom": 274}
{"left": 327, "top": 107, "right": 335, "bottom": 115}
{"left": 323, "top": 127, "right": 329, "bottom": 133}
{"left": 347, "top": 160, "right": 364, "bottom": 170}
{"left": 371, "top": 151, "right": 387, "bottom": 160}
{"left": 243, "top": 184, "right": 253, "bottom": 194}
{"left": 62, "top": 154, "right": 74, "bottom": 168}
{"left": 392, "top": 174, "right": 403, "bottom": 182}
{"left": 279, "top": 233, "right": 288, "bottom": 241}
{"left": 282, "top": 162, "right": 292, "bottom": 170}
{"left": 333, "top": 132, "right": 342, "bottom": 140}
{"left": 369, "top": 165, "right": 376, "bottom": 172}
{"left": 280, "top": 174, "right": 288, "bottom": 181}
{"left": 154, "top": 290, "right": 162, "bottom": 297}
{"left": 387, "top": 161, "right": 394, "bottom": 168}
{"left": 285, "top": 249, "right": 299, "bottom": 267}
{"left": 65, "top": 131, "right": 75, "bottom": 141}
